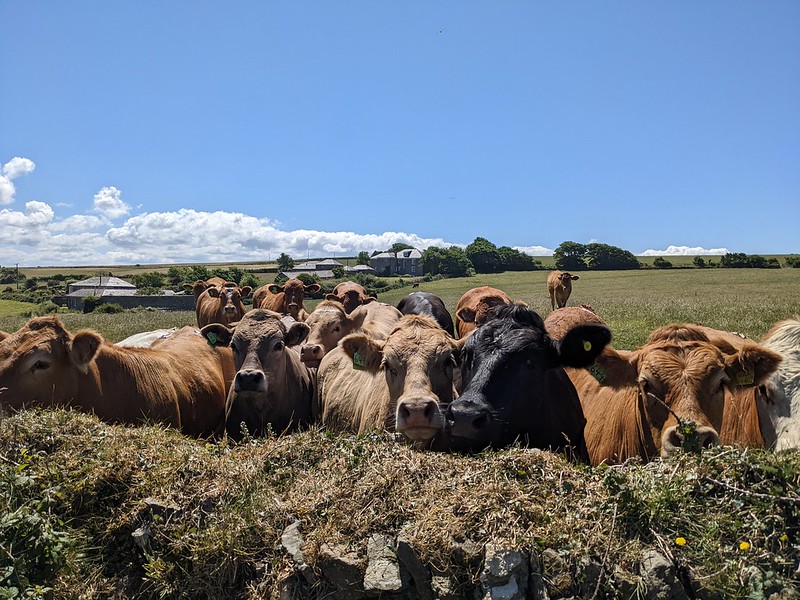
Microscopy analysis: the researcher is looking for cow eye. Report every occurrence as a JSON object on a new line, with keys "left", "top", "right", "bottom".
{"left": 641, "top": 380, "right": 652, "bottom": 395}
{"left": 31, "top": 360, "right": 50, "bottom": 372}
{"left": 332, "top": 326, "right": 341, "bottom": 333}
{"left": 273, "top": 341, "right": 284, "bottom": 352}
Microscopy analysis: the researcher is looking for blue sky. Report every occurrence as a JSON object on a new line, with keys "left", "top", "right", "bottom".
{"left": 2, "top": 1, "right": 798, "bottom": 266}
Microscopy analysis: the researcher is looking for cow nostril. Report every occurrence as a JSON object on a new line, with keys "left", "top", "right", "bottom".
{"left": 472, "top": 414, "right": 488, "bottom": 430}
{"left": 666, "top": 427, "right": 683, "bottom": 449}
{"left": 424, "top": 401, "right": 435, "bottom": 419}
{"left": 399, "top": 404, "right": 411, "bottom": 420}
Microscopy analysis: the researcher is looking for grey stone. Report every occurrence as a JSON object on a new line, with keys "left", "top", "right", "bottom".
{"left": 431, "top": 573, "right": 462, "bottom": 600}
{"left": 613, "top": 566, "right": 642, "bottom": 600}
{"left": 479, "top": 544, "right": 528, "bottom": 600}
{"left": 131, "top": 523, "right": 151, "bottom": 553}
{"left": 639, "top": 550, "right": 689, "bottom": 600}
{"left": 318, "top": 543, "right": 367, "bottom": 600}
{"left": 540, "top": 548, "right": 574, "bottom": 597}
{"left": 363, "top": 534, "right": 403, "bottom": 594}
{"left": 578, "top": 557, "right": 603, "bottom": 598}
{"left": 280, "top": 521, "right": 317, "bottom": 585}
{"left": 142, "top": 497, "right": 182, "bottom": 520}
{"left": 397, "top": 536, "right": 433, "bottom": 600}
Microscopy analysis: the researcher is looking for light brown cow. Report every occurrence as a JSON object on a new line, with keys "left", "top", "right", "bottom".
{"left": 325, "top": 281, "right": 377, "bottom": 314}
{"left": 184, "top": 276, "right": 230, "bottom": 300}
{"left": 454, "top": 286, "right": 513, "bottom": 338}
{"left": 195, "top": 283, "right": 253, "bottom": 328}
{"left": 568, "top": 323, "right": 781, "bottom": 465}
{"left": 300, "top": 300, "right": 402, "bottom": 367}
{"left": 0, "top": 316, "right": 234, "bottom": 437}
{"left": 202, "top": 309, "right": 315, "bottom": 440}
{"left": 253, "top": 278, "right": 320, "bottom": 321}
{"left": 547, "top": 270, "right": 580, "bottom": 310}
{"left": 318, "top": 314, "right": 458, "bottom": 446}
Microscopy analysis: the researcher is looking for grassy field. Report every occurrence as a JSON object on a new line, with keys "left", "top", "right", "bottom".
{"left": 2, "top": 268, "right": 798, "bottom": 349}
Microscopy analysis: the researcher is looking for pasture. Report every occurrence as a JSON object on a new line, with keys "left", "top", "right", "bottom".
{"left": 1, "top": 268, "right": 799, "bottom": 599}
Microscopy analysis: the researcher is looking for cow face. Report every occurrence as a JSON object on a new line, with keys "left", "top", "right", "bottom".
{"left": 447, "top": 305, "right": 610, "bottom": 454}
{"left": 596, "top": 324, "right": 781, "bottom": 457}
{"left": 202, "top": 309, "right": 310, "bottom": 439}
{"left": 300, "top": 301, "right": 366, "bottom": 367}
{"left": 268, "top": 279, "right": 321, "bottom": 318}
{"left": 326, "top": 282, "right": 376, "bottom": 314}
{"left": 206, "top": 285, "right": 252, "bottom": 325}
{"left": 756, "top": 319, "right": 800, "bottom": 450}
{"left": 0, "top": 317, "right": 102, "bottom": 412}
{"left": 559, "top": 272, "right": 579, "bottom": 285}
{"left": 340, "top": 315, "right": 457, "bottom": 444}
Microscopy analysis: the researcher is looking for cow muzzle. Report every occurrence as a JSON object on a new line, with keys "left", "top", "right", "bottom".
{"left": 661, "top": 424, "right": 719, "bottom": 456}
{"left": 396, "top": 396, "right": 443, "bottom": 442}
{"left": 234, "top": 368, "right": 268, "bottom": 393}
{"left": 446, "top": 401, "right": 492, "bottom": 445}
{"left": 300, "top": 343, "right": 324, "bottom": 367}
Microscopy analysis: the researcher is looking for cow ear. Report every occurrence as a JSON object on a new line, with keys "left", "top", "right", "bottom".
{"left": 456, "top": 306, "right": 476, "bottom": 324}
{"left": 240, "top": 286, "right": 253, "bottom": 298}
{"left": 304, "top": 284, "right": 321, "bottom": 294}
{"left": 206, "top": 287, "right": 221, "bottom": 298}
{"left": 285, "top": 322, "right": 311, "bottom": 347}
{"left": 70, "top": 330, "right": 103, "bottom": 374}
{"left": 725, "top": 343, "right": 782, "bottom": 387}
{"left": 340, "top": 333, "right": 384, "bottom": 373}
{"left": 590, "top": 347, "right": 639, "bottom": 388}
{"left": 556, "top": 324, "right": 612, "bottom": 368}
{"left": 183, "top": 283, "right": 194, "bottom": 292}
{"left": 268, "top": 284, "right": 283, "bottom": 295}
{"left": 324, "top": 293, "right": 339, "bottom": 302}
{"left": 200, "top": 323, "right": 233, "bottom": 347}
{"left": 362, "top": 296, "right": 377, "bottom": 304}
{"left": 571, "top": 275, "right": 580, "bottom": 280}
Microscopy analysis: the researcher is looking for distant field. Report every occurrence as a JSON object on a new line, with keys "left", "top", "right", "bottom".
{"left": 2, "top": 268, "right": 798, "bottom": 349}
{"left": 0, "top": 299, "right": 37, "bottom": 319}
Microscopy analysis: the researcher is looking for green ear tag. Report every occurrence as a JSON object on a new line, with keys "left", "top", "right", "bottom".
{"left": 589, "top": 363, "right": 606, "bottom": 385}
{"left": 353, "top": 351, "right": 366, "bottom": 370}
{"left": 735, "top": 370, "right": 755, "bottom": 387}
{"left": 207, "top": 332, "right": 218, "bottom": 346}
{"left": 583, "top": 340, "right": 592, "bottom": 352}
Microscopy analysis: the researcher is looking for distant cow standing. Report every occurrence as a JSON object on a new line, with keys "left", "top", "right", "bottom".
{"left": 202, "top": 309, "right": 315, "bottom": 440}
{"left": 396, "top": 291, "right": 455, "bottom": 337}
{"left": 547, "top": 271, "right": 580, "bottom": 310}
{"left": 195, "top": 283, "right": 252, "bottom": 329}
{"left": 454, "top": 286, "right": 513, "bottom": 338}
{"left": 325, "top": 281, "right": 376, "bottom": 314}
{"left": 0, "top": 317, "right": 233, "bottom": 437}
{"left": 253, "top": 278, "right": 320, "bottom": 321}
{"left": 318, "top": 314, "right": 459, "bottom": 446}
{"left": 300, "top": 300, "right": 401, "bottom": 367}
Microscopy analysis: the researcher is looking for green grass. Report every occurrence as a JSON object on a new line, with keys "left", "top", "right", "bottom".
{"left": 0, "top": 299, "right": 38, "bottom": 319}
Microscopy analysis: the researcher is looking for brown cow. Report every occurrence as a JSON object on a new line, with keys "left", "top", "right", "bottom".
{"left": 253, "top": 278, "right": 320, "bottom": 321}
{"left": 0, "top": 316, "right": 233, "bottom": 436}
{"left": 195, "top": 283, "right": 252, "bottom": 328}
{"left": 569, "top": 323, "right": 782, "bottom": 465}
{"left": 201, "top": 309, "right": 315, "bottom": 440}
{"left": 300, "top": 300, "right": 402, "bottom": 367}
{"left": 325, "top": 281, "right": 376, "bottom": 314}
{"left": 184, "top": 276, "right": 230, "bottom": 300}
{"left": 547, "top": 270, "right": 580, "bottom": 310}
{"left": 454, "top": 286, "right": 513, "bottom": 338}
{"left": 318, "top": 314, "right": 458, "bottom": 446}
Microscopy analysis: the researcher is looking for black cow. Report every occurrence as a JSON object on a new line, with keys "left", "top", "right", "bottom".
{"left": 446, "top": 304, "right": 611, "bottom": 460}
{"left": 396, "top": 292, "right": 455, "bottom": 338}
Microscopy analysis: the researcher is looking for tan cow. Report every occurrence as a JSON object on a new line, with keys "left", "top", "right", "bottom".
{"left": 0, "top": 316, "right": 234, "bottom": 437}
{"left": 201, "top": 309, "right": 315, "bottom": 440}
{"left": 300, "top": 300, "right": 402, "bottom": 367}
{"left": 547, "top": 270, "right": 580, "bottom": 310}
{"left": 184, "top": 276, "right": 230, "bottom": 300}
{"left": 195, "top": 283, "right": 252, "bottom": 328}
{"left": 253, "top": 278, "right": 320, "bottom": 321}
{"left": 325, "top": 281, "right": 377, "bottom": 314}
{"left": 568, "top": 323, "right": 781, "bottom": 465}
{"left": 318, "top": 314, "right": 458, "bottom": 447}
{"left": 454, "top": 286, "right": 513, "bottom": 338}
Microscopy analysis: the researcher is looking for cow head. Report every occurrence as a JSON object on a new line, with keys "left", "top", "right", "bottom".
{"left": 326, "top": 282, "right": 376, "bottom": 314}
{"left": 447, "top": 304, "right": 610, "bottom": 454}
{"left": 595, "top": 324, "right": 782, "bottom": 457}
{"left": 205, "top": 284, "right": 252, "bottom": 325}
{"left": 300, "top": 300, "right": 368, "bottom": 367}
{"left": 0, "top": 316, "right": 103, "bottom": 412}
{"left": 339, "top": 315, "right": 458, "bottom": 445}
{"left": 756, "top": 319, "right": 800, "bottom": 450}
{"left": 268, "top": 279, "right": 320, "bottom": 319}
{"left": 559, "top": 272, "right": 579, "bottom": 286}
{"left": 202, "top": 309, "right": 310, "bottom": 440}
{"left": 185, "top": 279, "right": 210, "bottom": 300}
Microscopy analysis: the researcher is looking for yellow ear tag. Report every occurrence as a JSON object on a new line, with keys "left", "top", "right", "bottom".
{"left": 583, "top": 340, "right": 592, "bottom": 352}
{"left": 207, "top": 332, "right": 218, "bottom": 346}
{"left": 353, "top": 351, "right": 366, "bottom": 370}
{"left": 735, "top": 370, "right": 755, "bottom": 387}
{"left": 589, "top": 363, "right": 606, "bottom": 385}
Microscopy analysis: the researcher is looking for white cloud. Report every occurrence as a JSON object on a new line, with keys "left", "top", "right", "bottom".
{"left": 92, "top": 186, "right": 131, "bottom": 219}
{"left": 514, "top": 245, "right": 554, "bottom": 256}
{"left": 639, "top": 245, "right": 730, "bottom": 256}
{"left": 49, "top": 214, "right": 108, "bottom": 233}
{"left": 0, "top": 156, "right": 36, "bottom": 205}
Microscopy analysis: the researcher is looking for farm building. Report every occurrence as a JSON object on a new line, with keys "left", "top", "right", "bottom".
{"left": 344, "top": 264, "right": 376, "bottom": 275}
{"left": 55, "top": 275, "right": 194, "bottom": 311}
{"left": 281, "top": 258, "right": 346, "bottom": 280}
{"left": 370, "top": 248, "right": 422, "bottom": 276}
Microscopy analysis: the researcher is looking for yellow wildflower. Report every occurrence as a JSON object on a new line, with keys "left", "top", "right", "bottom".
{"left": 780, "top": 534, "right": 789, "bottom": 543}
{"left": 675, "top": 537, "right": 687, "bottom": 546}
{"left": 739, "top": 541, "right": 751, "bottom": 551}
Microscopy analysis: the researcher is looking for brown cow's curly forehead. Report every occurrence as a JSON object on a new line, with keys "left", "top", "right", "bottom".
{"left": 638, "top": 344, "right": 726, "bottom": 385}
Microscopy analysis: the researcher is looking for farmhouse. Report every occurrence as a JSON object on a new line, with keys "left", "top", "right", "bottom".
{"left": 55, "top": 275, "right": 194, "bottom": 311}
{"left": 370, "top": 248, "right": 422, "bottom": 276}
{"left": 281, "top": 258, "right": 346, "bottom": 280}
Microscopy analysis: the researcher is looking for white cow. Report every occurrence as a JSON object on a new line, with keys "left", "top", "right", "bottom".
{"left": 758, "top": 319, "right": 800, "bottom": 450}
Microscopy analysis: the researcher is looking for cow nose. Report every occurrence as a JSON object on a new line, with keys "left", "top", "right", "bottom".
{"left": 447, "top": 403, "right": 490, "bottom": 439}
{"left": 300, "top": 344, "right": 324, "bottom": 363}
{"left": 234, "top": 369, "right": 266, "bottom": 392}
{"left": 396, "top": 397, "right": 441, "bottom": 432}
{"left": 662, "top": 424, "right": 720, "bottom": 455}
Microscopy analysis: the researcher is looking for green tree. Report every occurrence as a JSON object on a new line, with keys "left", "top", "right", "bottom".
{"left": 585, "top": 243, "right": 640, "bottom": 270}
{"left": 553, "top": 241, "right": 588, "bottom": 271}
{"left": 421, "top": 246, "right": 447, "bottom": 275}
{"left": 440, "top": 246, "right": 474, "bottom": 277}
{"left": 357, "top": 251, "right": 371, "bottom": 265}
{"left": 652, "top": 257, "right": 673, "bottom": 269}
{"left": 785, "top": 255, "right": 800, "bottom": 268}
{"left": 132, "top": 272, "right": 165, "bottom": 289}
{"left": 277, "top": 253, "right": 294, "bottom": 272}
{"left": 387, "top": 242, "right": 415, "bottom": 254}
{"left": 498, "top": 246, "right": 540, "bottom": 271}
{"left": 332, "top": 266, "right": 346, "bottom": 278}
{"left": 465, "top": 237, "right": 503, "bottom": 274}
{"left": 692, "top": 256, "right": 706, "bottom": 269}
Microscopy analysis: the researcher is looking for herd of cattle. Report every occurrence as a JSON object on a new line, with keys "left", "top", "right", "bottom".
{"left": 0, "top": 273, "right": 798, "bottom": 466}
